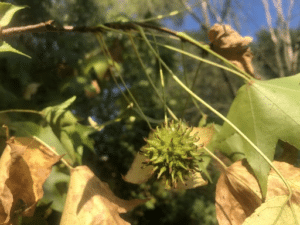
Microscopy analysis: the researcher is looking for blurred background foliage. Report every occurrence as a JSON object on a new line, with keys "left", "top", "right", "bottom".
{"left": 0, "top": 0, "right": 300, "bottom": 224}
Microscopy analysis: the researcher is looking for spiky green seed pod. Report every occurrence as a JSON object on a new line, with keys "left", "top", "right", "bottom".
{"left": 140, "top": 120, "right": 203, "bottom": 188}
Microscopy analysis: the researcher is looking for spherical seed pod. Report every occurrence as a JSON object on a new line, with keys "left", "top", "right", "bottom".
{"left": 140, "top": 120, "right": 203, "bottom": 188}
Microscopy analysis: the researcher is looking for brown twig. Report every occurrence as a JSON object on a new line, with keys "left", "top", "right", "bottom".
{"left": 1, "top": 20, "right": 106, "bottom": 36}
{"left": 1, "top": 20, "right": 208, "bottom": 52}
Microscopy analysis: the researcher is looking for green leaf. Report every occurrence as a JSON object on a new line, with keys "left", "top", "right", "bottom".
{"left": 11, "top": 121, "right": 73, "bottom": 162}
{"left": 243, "top": 196, "right": 300, "bottom": 225}
{"left": 216, "top": 74, "right": 300, "bottom": 199}
{"left": 41, "top": 96, "right": 96, "bottom": 164}
{"left": 0, "top": 41, "right": 31, "bottom": 58}
{"left": 83, "top": 54, "right": 109, "bottom": 79}
{"left": 211, "top": 132, "right": 245, "bottom": 161}
{"left": 42, "top": 96, "right": 77, "bottom": 123}
{"left": 42, "top": 166, "right": 70, "bottom": 212}
{"left": 0, "top": 3, "right": 27, "bottom": 27}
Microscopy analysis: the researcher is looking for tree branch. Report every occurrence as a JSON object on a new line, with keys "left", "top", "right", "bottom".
{"left": 1, "top": 20, "right": 210, "bottom": 52}
{"left": 261, "top": 0, "right": 285, "bottom": 77}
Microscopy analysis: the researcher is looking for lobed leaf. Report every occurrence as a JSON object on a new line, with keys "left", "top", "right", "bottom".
{"left": 216, "top": 73, "right": 300, "bottom": 199}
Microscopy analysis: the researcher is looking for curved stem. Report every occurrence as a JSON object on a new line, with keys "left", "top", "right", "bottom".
{"left": 203, "top": 146, "right": 227, "bottom": 171}
{"left": 138, "top": 25, "right": 292, "bottom": 201}
{"left": 150, "top": 31, "right": 169, "bottom": 124}
{"left": 0, "top": 109, "right": 43, "bottom": 115}
{"left": 162, "top": 44, "right": 251, "bottom": 82}
{"left": 96, "top": 33, "right": 152, "bottom": 129}
{"left": 33, "top": 136, "right": 73, "bottom": 170}
{"left": 128, "top": 33, "right": 177, "bottom": 121}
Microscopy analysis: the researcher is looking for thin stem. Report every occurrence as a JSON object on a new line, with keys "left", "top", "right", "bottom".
{"left": 0, "top": 109, "right": 43, "bottom": 115}
{"left": 162, "top": 43, "right": 251, "bottom": 82}
{"left": 117, "top": 68, "right": 153, "bottom": 129}
{"left": 150, "top": 30, "right": 168, "bottom": 124}
{"left": 181, "top": 61, "right": 205, "bottom": 118}
{"left": 97, "top": 33, "right": 152, "bottom": 129}
{"left": 128, "top": 33, "right": 178, "bottom": 121}
{"left": 95, "top": 34, "right": 132, "bottom": 105}
{"left": 203, "top": 146, "right": 227, "bottom": 171}
{"left": 88, "top": 116, "right": 122, "bottom": 131}
{"left": 33, "top": 136, "right": 73, "bottom": 170}
{"left": 180, "top": 41, "right": 189, "bottom": 118}
{"left": 4, "top": 20, "right": 254, "bottom": 81}
{"left": 138, "top": 10, "right": 181, "bottom": 23}
{"left": 138, "top": 25, "right": 292, "bottom": 201}
{"left": 176, "top": 32, "right": 253, "bottom": 80}
{"left": 100, "top": 23, "right": 254, "bottom": 81}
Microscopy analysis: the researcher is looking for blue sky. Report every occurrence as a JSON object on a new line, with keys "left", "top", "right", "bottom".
{"left": 162, "top": 0, "right": 300, "bottom": 41}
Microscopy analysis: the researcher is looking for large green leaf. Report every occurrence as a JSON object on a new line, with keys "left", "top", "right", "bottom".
{"left": 0, "top": 3, "right": 27, "bottom": 27}
{"left": 216, "top": 73, "right": 300, "bottom": 199}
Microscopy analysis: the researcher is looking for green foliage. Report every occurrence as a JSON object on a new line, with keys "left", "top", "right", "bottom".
{"left": 215, "top": 73, "right": 300, "bottom": 199}
{"left": 42, "top": 165, "right": 70, "bottom": 212}
{"left": 0, "top": 2, "right": 27, "bottom": 27}
{"left": 0, "top": 3, "right": 30, "bottom": 58}
{"left": 41, "top": 96, "right": 96, "bottom": 164}
{"left": 0, "top": 41, "right": 30, "bottom": 58}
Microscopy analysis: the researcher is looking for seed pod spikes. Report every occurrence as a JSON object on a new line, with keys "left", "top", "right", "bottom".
{"left": 139, "top": 119, "right": 205, "bottom": 188}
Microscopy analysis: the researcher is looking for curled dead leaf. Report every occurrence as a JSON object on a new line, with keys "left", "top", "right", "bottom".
{"left": 215, "top": 159, "right": 300, "bottom": 225}
{"left": 0, "top": 137, "right": 62, "bottom": 224}
{"left": 60, "top": 166, "right": 148, "bottom": 225}
{"left": 208, "top": 24, "right": 259, "bottom": 79}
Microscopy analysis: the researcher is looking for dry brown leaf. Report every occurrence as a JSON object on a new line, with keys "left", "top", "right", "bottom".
{"left": 122, "top": 153, "right": 154, "bottom": 185}
{"left": 85, "top": 79, "right": 101, "bottom": 98}
{"left": 60, "top": 166, "right": 148, "bottom": 225}
{"left": 191, "top": 124, "right": 215, "bottom": 147}
{"left": 208, "top": 24, "right": 259, "bottom": 78}
{"left": 215, "top": 160, "right": 300, "bottom": 225}
{"left": 0, "top": 137, "right": 62, "bottom": 224}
